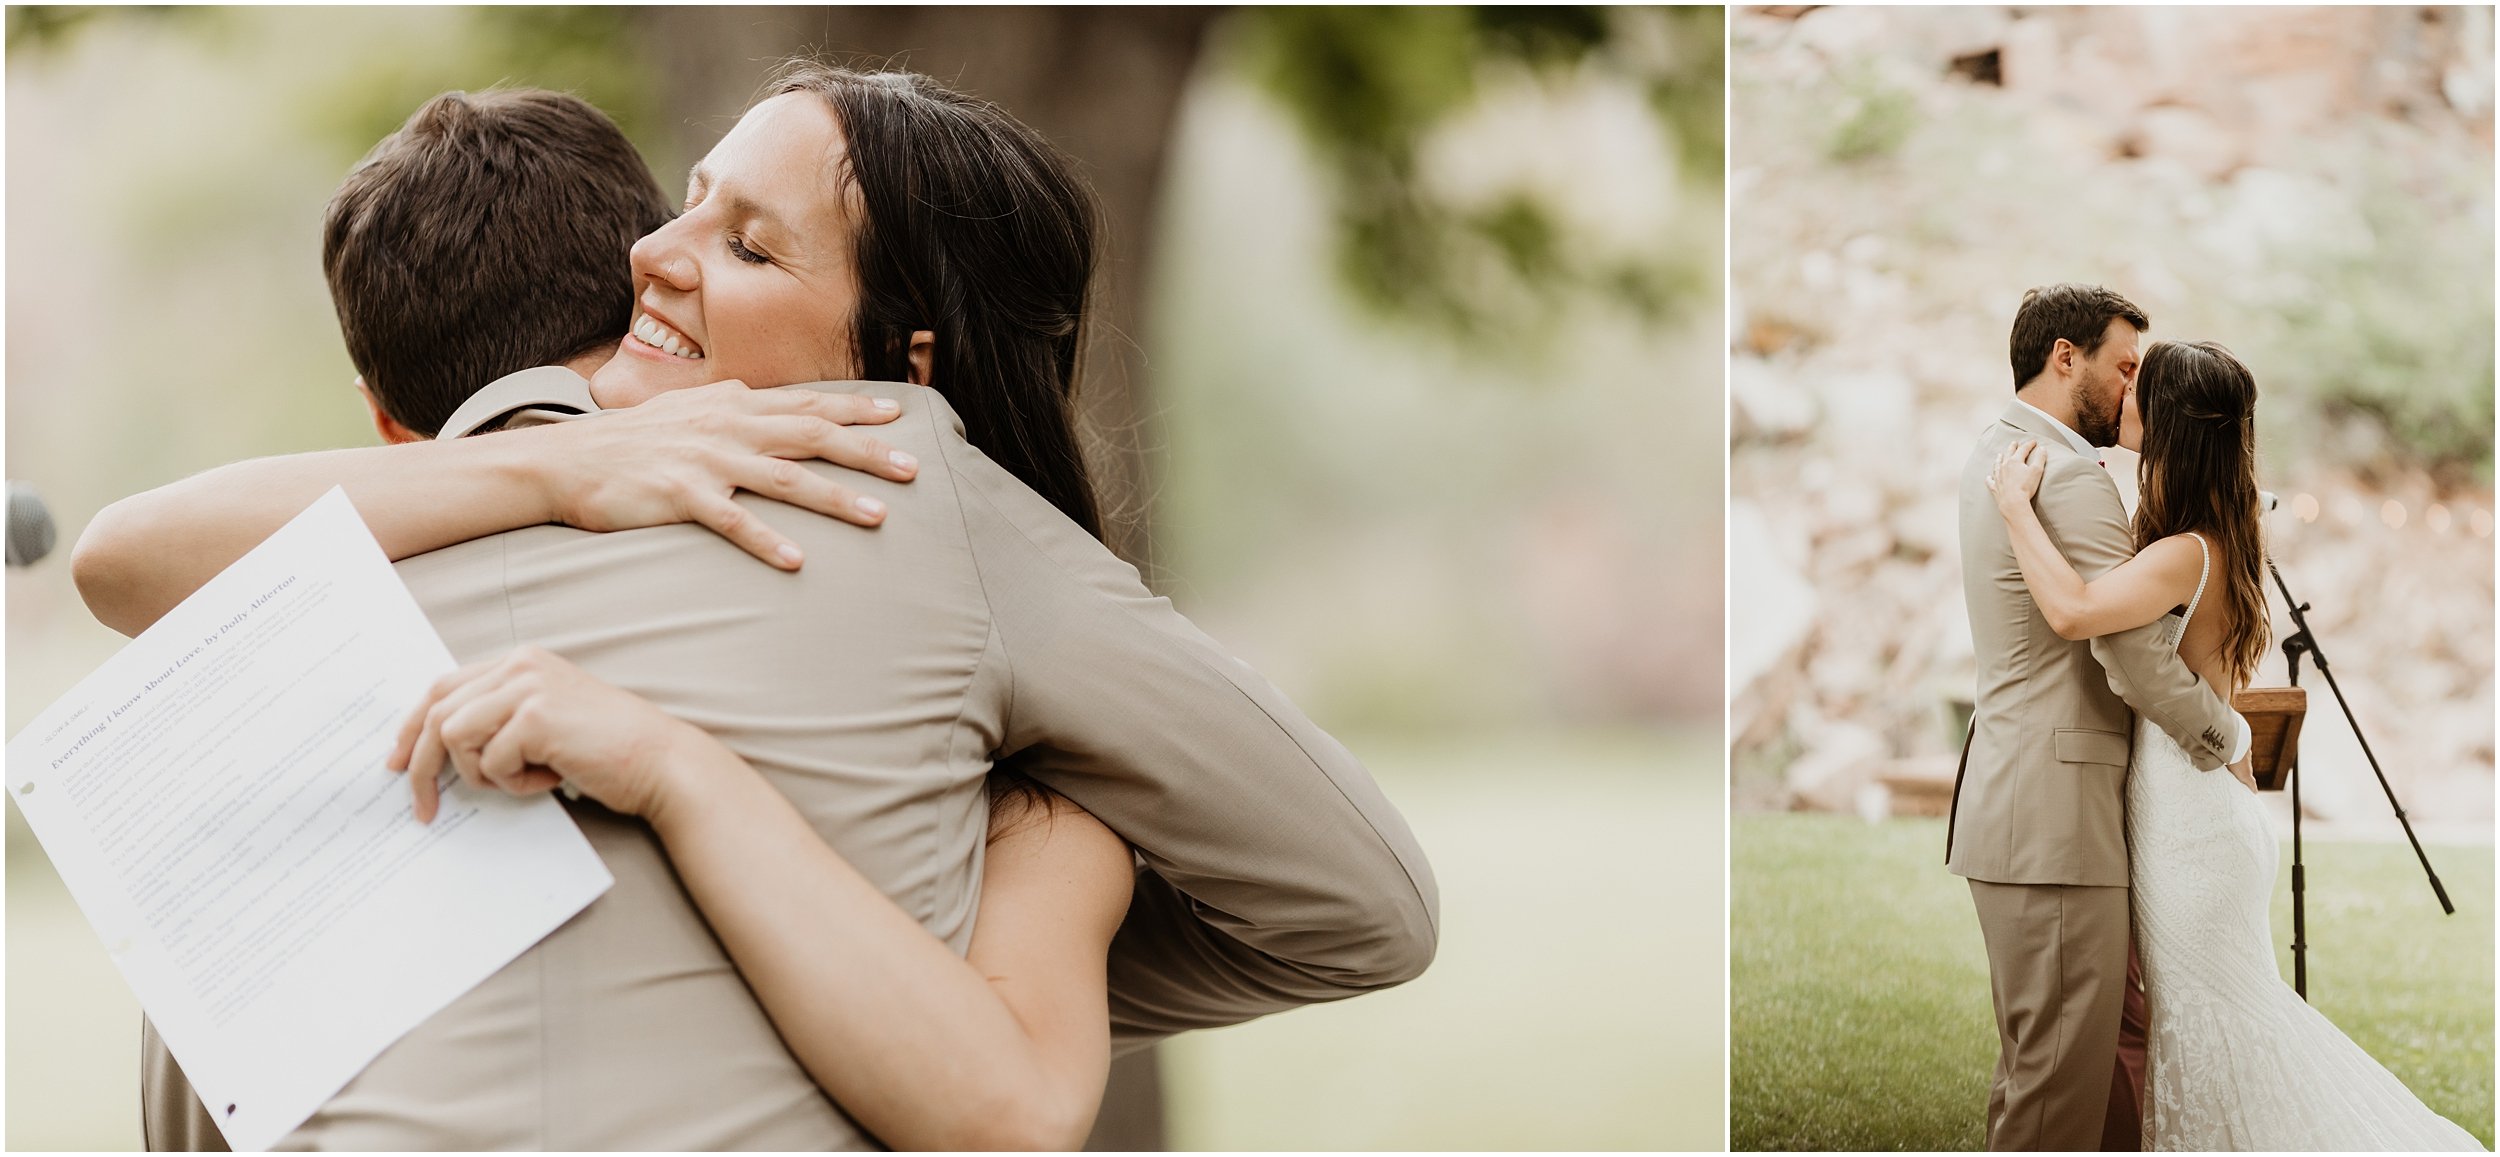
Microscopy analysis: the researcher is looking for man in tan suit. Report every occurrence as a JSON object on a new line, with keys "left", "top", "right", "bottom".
{"left": 105, "top": 90, "right": 1434, "bottom": 1149}
{"left": 1949, "top": 285, "right": 2247, "bottom": 1151}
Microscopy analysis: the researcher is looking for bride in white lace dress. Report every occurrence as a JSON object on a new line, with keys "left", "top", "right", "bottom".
{"left": 1989, "top": 339, "right": 2485, "bottom": 1152}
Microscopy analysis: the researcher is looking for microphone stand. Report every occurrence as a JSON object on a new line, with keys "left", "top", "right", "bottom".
{"left": 2269, "top": 556, "right": 2453, "bottom": 1001}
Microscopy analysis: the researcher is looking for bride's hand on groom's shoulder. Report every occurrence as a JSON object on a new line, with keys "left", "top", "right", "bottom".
{"left": 527, "top": 381, "right": 922, "bottom": 569}
{"left": 1988, "top": 438, "right": 2048, "bottom": 511}
{"left": 385, "top": 645, "right": 716, "bottom": 825}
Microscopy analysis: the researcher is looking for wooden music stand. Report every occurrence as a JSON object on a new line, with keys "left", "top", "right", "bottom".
{"left": 2232, "top": 686, "right": 2307, "bottom": 791}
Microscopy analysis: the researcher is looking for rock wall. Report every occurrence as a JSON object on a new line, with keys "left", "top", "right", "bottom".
{"left": 1730, "top": 6, "right": 2496, "bottom": 835}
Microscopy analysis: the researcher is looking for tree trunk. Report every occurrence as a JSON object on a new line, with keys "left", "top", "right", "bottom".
{"left": 642, "top": 5, "right": 1222, "bottom": 572}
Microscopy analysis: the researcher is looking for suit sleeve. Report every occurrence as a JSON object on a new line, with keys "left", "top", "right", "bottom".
{"left": 2032, "top": 457, "right": 2236, "bottom": 770}
{"left": 953, "top": 476, "right": 1438, "bottom": 1047}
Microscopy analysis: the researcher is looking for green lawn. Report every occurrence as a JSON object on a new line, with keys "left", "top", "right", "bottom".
{"left": 1732, "top": 813, "right": 2494, "bottom": 1151}
{"left": 1167, "top": 731, "right": 1725, "bottom": 1150}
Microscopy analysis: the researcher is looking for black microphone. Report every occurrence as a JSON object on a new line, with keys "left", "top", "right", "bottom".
{"left": 8, "top": 481, "right": 57, "bottom": 567}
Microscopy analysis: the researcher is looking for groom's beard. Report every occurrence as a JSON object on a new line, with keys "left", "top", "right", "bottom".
{"left": 2074, "top": 370, "right": 2123, "bottom": 447}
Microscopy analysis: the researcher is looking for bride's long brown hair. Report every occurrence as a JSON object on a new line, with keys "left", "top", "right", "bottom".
{"left": 2132, "top": 340, "right": 2269, "bottom": 688}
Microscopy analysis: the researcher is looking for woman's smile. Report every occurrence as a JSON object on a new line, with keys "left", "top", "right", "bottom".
{"left": 589, "top": 92, "right": 862, "bottom": 409}
{"left": 627, "top": 311, "right": 705, "bottom": 360}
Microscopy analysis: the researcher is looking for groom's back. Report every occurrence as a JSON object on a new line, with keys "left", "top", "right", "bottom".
{"left": 1951, "top": 408, "right": 2137, "bottom": 888}
{"left": 140, "top": 94, "right": 989, "bottom": 1150}
{"left": 146, "top": 382, "right": 995, "bottom": 1150}
{"left": 352, "top": 381, "right": 994, "bottom": 1149}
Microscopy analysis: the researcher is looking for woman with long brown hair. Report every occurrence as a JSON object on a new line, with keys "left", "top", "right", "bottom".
{"left": 76, "top": 64, "right": 1434, "bottom": 1151}
{"left": 1988, "top": 339, "right": 2480, "bottom": 1151}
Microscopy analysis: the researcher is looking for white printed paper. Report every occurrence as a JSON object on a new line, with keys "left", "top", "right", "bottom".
{"left": 7, "top": 488, "right": 613, "bottom": 1151}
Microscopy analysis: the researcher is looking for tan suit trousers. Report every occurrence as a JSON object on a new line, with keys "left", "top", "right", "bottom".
{"left": 1969, "top": 879, "right": 2131, "bottom": 1152}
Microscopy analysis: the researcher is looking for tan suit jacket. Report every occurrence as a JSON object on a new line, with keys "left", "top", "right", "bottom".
{"left": 1947, "top": 401, "right": 2236, "bottom": 887}
{"left": 142, "top": 372, "right": 1437, "bottom": 1150}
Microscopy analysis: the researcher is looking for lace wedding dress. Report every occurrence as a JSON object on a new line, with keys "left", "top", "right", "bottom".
{"left": 2128, "top": 534, "right": 2485, "bottom": 1151}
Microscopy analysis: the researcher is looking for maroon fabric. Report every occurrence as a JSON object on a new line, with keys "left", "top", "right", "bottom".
{"left": 2102, "top": 936, "right": 2150, "bottom": 1150}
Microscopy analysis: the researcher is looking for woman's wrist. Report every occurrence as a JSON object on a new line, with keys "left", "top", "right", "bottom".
{"left": 456, "top": 422, "right": 573, "bottom": 528}
{"left": 638, "top": 717, "right": 753, "bottom": 835}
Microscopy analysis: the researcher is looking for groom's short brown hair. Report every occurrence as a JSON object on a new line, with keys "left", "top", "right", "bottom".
{"left": 2009, "top": 284, "right": 2149, "bottom": 390}
{"left": 324, "top": 89, "right": 673, "bottom": 436}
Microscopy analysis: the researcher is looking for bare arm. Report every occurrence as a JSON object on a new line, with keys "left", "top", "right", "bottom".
{"left": 392, "top": 648, "right": 1132, "bottom": 1152}
{"left": 73, "top": 382, "right": 917, "bottom": 637}
{"left": 653, "top": 762, "right": 1129, "bottom": 1151}
{"left": 78, "top": 435, "right": 549, "bottom": 637}
{"left": 2016, "top": 441, "right": 2241, "bottom": 771}
{"left": 1991, "top": 438, "right": 2202, "bottom": 640}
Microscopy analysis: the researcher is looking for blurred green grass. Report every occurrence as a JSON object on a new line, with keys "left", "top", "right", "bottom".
{"left": 9, "top": 730, "right": 1719, "bottom": 1151}
{"left": 1168, "top": 730, "right": 1722, "bottom": 1150}
{"left": 1731, "top": 813, "right": 2493, "bottom": 1151}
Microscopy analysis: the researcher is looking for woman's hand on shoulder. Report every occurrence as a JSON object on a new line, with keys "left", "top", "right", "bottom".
{"left": 385, "top": 645, "right": 718, "bottom": 824}
{"left": 529, "top": 381, "right": 921, "bottom": 570}
{"left": 1988, "top": 438, "right": 2049, "bottom": 513}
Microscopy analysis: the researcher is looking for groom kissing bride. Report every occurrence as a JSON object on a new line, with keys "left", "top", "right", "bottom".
{"left": 1948, "top": 284, "right": 2482, "bottom": 1151}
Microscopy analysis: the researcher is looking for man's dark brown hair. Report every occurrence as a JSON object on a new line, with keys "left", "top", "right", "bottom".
{"left": 323, "top": 88, "right": 673, "bottom": 435}
{"left": 2008, "top": 283, "right": 2149, "bottom": 391}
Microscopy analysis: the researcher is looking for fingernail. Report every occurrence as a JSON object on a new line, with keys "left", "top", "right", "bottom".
{"left": 890, "top": 450, "right": 916, "bottom": 470}
{"left": 873, "top": 398, "right": 899, "bottom": 412}
{"left": 776, "top": 543, "right": 803, "bottom": 566}
{"left": 857, "top": 496, "right": 885, "bottom": 517}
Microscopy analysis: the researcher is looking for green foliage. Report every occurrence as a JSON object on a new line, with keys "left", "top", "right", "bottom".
{"left": 306, "top": 7, "right": 665, "bottom": 172}
{"left": 1824, "top": 67, "right": 1918, "bottom": 163}
{"left": 1246, "top": 7, "right": 1483, "bottom": 166}
{"left": 1647, "top": 6, "right": 1726, "bottom": 177}
{"left": 1235, "top": 5, "right": 1721, "bottom": 348}
{"left": 2262, "top": 174, "right": 2496, "bottom": 479}
{"left": 1474, "top": 192, "right": 1563, "bottom": 281}
{"left": 6, "top": 5, "right": 104, "bottom": 53}
{"left": 1733, "top": 814, "right": 2495, "bottom": 1150}
{"left": 6, "top": 6, "right": 666, "bottom": 176}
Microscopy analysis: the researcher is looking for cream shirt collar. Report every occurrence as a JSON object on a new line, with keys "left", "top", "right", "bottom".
{"left": 2012, "top": 397, "right": 2099, "bottom": 460}
{"left": 435, "top": 365, "right": 602, "bottom": 440}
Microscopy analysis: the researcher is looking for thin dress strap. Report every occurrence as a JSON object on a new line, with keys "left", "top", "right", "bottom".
{"left": 2176, "top": 531, "right": 2212, "bottom": 638}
